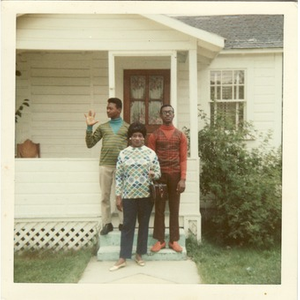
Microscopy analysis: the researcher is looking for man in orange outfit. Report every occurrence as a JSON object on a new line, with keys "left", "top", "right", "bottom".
{"left": 148, "top": 104, "right": 187, "bottom": 252}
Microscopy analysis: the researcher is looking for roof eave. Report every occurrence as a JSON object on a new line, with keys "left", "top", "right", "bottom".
{"left": 142, "top": 14, "right": 225, "bottom": 50}
{"left": 220, "top": 48, "right": 283, "bottom": 54}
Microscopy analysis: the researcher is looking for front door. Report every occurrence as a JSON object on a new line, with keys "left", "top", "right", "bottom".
{"left": 123, "top": 69, "right": 170, "bottom": 139}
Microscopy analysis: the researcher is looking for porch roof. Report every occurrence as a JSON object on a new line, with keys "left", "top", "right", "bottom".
{"left": 16, "top": 14, "right": 225, "bottom": 61}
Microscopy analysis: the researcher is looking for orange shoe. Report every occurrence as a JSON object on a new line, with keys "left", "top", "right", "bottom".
{"left": 169, "top": 241, "right": 183, "bottom": 252}
{"left": 151, "top": 241, "right": 166, "bottom": 252}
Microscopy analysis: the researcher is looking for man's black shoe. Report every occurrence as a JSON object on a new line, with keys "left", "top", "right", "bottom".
{"left": 100, "top": 223, "right": 113, "bottom": 235}
{"left": 119, "top": 224, "right": 123, "bottom": 231}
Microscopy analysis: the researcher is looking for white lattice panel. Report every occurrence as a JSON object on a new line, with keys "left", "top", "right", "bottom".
{"left": 14, "top": 221, "right": 100, "bottom": 252}
{"left": 184, "top": 215, "right": 201, "bottom": 241}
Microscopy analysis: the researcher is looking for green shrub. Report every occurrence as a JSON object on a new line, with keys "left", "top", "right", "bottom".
{"left": 198, "top": 113, "right": 282, "bottom": 248}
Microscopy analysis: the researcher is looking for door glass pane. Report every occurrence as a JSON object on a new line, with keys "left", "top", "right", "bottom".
{"left": 149, "top": 76, "right": 164, "bottom": 99}
{"left": 131, "top": 76, "right": 146, "bottom": 99}
{"left": 149, "top": 101, "right": 163, "bottom": 124}
{"left": 130, "top": 101, "right": 145, "bottom": 124}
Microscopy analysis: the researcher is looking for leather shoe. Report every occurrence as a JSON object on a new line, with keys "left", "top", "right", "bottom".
{"left": 100, "top": 223, "right": 113, "bottom": 235}
{"left": 169, "top": 241, "right": 182, "bottom": 252}
{"left": 150, "top": 241, "right": 166, "bottom": 252}
{"left": 109, "top": 262, "right": 126, "bottom": 271}
{"left": 118, "top": 224, "right": 123, "bottom": 231}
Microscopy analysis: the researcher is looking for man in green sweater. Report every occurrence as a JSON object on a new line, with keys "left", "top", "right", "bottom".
{"left": 85, "top": 98, "right": 129, "bottom": 235}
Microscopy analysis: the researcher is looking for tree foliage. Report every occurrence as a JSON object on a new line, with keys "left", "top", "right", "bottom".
{"left": 198, "top": 113, "right": 282, "bottom": 248}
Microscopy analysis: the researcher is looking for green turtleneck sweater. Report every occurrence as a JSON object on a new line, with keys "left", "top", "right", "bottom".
{"left": 86, "top": 118, "right": 129, "bottom": 166}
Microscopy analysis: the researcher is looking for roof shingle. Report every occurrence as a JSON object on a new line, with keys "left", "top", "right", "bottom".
{"left": 175, "top": 15, "right": 283, "bottom": 49}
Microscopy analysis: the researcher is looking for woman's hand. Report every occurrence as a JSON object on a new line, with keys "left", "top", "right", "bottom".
{"left": 116, "top": 196, "right": 123, "bottom": 212}
{"left": 148, "top": 170, "right": 155, "bottom": 180}
{"left": 84, "top": 110, "right": 99, "bottom": 126}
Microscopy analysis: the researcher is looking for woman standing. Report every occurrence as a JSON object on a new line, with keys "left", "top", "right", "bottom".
{"left": 109, "top": 122, "right": 161, "bottom": 271}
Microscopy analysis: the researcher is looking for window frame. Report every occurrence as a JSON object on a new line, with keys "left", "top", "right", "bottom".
{"left": 209, "top": 69, "right": 246, "bottom": 127}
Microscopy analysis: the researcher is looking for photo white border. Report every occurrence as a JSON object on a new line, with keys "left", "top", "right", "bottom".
{"left": 1, "top": 1, "right": 298, "bottom": 299}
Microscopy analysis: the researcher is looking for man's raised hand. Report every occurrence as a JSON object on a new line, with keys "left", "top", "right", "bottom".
{"left": 84, "top": 110, "right": 99, "bottom": 126}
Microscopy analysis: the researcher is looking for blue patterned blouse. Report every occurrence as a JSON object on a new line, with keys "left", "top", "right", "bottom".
{"left": 115, "top": 145, "right": 161, "bottom": 199}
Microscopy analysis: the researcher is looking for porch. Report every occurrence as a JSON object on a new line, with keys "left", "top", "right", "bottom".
{"left": 14, "top": 158, "right": 200, "bottom": 251}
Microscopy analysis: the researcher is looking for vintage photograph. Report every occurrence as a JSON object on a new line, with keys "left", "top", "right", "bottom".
{"left": 1, "top": 1, "right": 298, "bottom": 300}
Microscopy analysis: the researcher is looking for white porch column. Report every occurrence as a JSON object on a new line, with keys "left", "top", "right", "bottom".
{"left": 108, "top": 52, "right": 116, "bottom": 97}
{"left": 189, "top": 49, "right": 198, "bottom": 158}
{"left": 171, "top": 51, "right": 178, "bottom": 126}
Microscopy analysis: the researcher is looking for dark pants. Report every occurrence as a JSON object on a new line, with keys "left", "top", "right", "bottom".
{"left": 153, "top": 173, "right": 181, "bottom": 243}
{"left": 120, "top": 197, "right": 153, "bottom": 259}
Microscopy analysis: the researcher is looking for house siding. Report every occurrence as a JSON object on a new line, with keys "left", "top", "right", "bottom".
{"left": 15, "top": 158, "right": 199, "bottom": 220}
{"left": 198, "top": 52, "right": 282, "bottom": 148}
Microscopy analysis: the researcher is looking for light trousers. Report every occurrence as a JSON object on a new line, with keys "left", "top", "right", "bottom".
{"left": 99, "top": 166, "right": 123, "bottom": 225}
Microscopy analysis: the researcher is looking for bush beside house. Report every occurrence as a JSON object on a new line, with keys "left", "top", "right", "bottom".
{"left": 198, "top": 113, "right": 282, "bottom": 248}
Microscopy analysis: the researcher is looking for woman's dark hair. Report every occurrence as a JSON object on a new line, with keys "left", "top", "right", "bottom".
{"left": 128, "top": 122, "right": 147, "bottom": 139}
{"left": 108, "top": 98, "right": 122, "bottom": 109}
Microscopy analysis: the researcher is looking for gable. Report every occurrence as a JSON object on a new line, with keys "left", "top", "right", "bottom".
{"left": 16, "top": 14, "right": 224, "bottom": 53}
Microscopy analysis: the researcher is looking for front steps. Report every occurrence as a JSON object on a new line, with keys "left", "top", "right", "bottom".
{"left": 97, "top": 228, "right": 187, "bottom": 261}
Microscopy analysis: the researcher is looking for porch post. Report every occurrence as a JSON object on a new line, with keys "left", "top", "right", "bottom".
{"left": 171, "top": 51, "right": 178, "bottom": 126}
{"left": 108, "top": 52, "right": 115, "bottom": 97}
{"left": 189, "top": 49, "right": 198, "bottom": 158}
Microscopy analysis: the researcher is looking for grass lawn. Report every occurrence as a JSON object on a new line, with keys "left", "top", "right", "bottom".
{"left": 186, "top": 237, "right": 281, "bottom": 284}
{"left": 14, "top": 239, "right": 281, "bottom": 284}
{"left": 14, "top": 247, "right": 95, "bottom": 283}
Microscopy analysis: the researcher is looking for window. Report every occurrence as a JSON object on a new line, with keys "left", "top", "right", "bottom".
{"left": 210, "top": 70, "right": 245, "bottom": 127}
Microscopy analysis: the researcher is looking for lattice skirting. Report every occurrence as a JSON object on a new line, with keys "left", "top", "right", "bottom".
{"left": 184, "top": 215, "right": 202, "bottom": 241}
{"left": 14, "top": 220, "right": 101, "bottom": 252}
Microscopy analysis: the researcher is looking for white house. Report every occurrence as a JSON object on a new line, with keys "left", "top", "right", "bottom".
{"left": 13, "top": 14, "right": 283, "bottom": 251}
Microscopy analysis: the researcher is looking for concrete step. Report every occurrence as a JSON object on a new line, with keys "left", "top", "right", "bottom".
{"left": 97, "top": 228, "right": 187, "bottom": 261}
{"left": 98, "top": 228, "right": 186, "bottom": 247}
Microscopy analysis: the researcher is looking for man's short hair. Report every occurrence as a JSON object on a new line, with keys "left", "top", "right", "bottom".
{"left": 160, "top": 104, "right": 174, "bottom": 114}
{"left": 108, "top": 98, "right": 122, "bottom": 109}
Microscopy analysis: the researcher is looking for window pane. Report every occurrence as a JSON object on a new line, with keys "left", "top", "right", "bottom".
{"left": 216, "top": 86, "right": 221, "bottom": 100}
{"left": 210, "top": 86, "right": 215, "bottom": 100}
{"left": 234, "top": 86, "right": 245, "bottom": 100}
{"left": 149, "top": 76, "right": 164, "bottom": 100}
{"left": 210, "top": 71, "right": 221, "bottom": 85}
{"left": 222, "top": 71, "right": 233, "bottom": 84}
{"left": 130, "top": 76, "right": 146, "bottom": 99}
{"left": 238, "top": 86, "right": 244, "bottom": 99}
{"left": 238, "top": 102, "right": 244, "bottom": 123}
{"left": 210, "top": 103, "right": 216, "bottom": 126}
{"left": 222, "top": 86, "right": 232, "bottom": 100}
{"left": 149, "top": 101, "right": 163, "bottom": 124}
{"left": 130, "top": 101, "right": 145, "bottom": 123}
{"left": 235, "top": 70, "right": 244, "bottom": 84}
{"left": 218, "top": 102, "right": 236, "bottom": 125}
